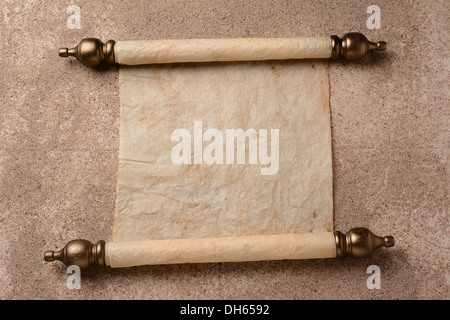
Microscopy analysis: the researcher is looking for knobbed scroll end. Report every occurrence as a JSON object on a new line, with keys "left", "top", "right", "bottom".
{"left": 331, "top": 32, "right": 387, "bottom": 61}
{"left": 44, "top": 239, "right": 106, "bottom": 269}
{"left": 59, "top": 38, "right": 116, "bottom": 67}
{"left": 335, "top": 228, "right": 395, "bottom": 259}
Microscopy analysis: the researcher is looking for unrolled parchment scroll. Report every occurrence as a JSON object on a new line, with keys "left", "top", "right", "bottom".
{"left": 45, "top": 34, "right": 393, "bottom": 269}
{"left": 111, "top": 46, "right": 333, "bottom": 266}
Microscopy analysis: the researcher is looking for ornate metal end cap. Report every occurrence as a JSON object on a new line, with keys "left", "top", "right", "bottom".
{"left": 59, "top": 38, "right": 115, "bottom": 67}
{"left": 335, "top": 227, "right": 394, "bottom": 259}
{"left": 44, "top": 239, "right": 106, "bottom": 269}
{"left": 331, "top": 32, "right": 386, "bottom": 61}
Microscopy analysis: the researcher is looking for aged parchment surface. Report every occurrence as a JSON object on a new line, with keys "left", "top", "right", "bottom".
{"left": 115, "top": 37, "right": 332, "bottom": 65}
{"left": 114, "top": 58, "right": 333, "bottom": 244}
{"left": 106, "top": 232, "right": 337, "bottom": 268}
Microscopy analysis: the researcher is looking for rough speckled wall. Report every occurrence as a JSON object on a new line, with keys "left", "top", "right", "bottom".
{"left": 0, "top": 0, "right": 448, "bottom": 299}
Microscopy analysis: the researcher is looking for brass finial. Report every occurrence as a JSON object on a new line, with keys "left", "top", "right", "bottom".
{"left": 59, "top": 38, "right": 115, "bottom": 67}
{"left": 331, "top": 32, "right": 386, "bottom": 61}
{"left": 44, "top": 239, "right": 106, "bottom": 269}
{"left": 334, "top": 228, "right": 395, "bottom": 258}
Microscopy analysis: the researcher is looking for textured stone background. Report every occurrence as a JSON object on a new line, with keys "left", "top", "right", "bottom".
{"left": 0, "top": 0, "right": 448, "bottom": 299}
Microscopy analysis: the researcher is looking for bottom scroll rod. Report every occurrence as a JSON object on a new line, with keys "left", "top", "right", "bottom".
{"left": 44, "top": 228, "right": 394, "bottom": 269}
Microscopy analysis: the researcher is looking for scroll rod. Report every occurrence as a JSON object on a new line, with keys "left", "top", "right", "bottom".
{"left": 58, "top": 33, "right": 386, "bottom": 67}
{"left": 44, "top": 228, "right": 394, "bottom": 269}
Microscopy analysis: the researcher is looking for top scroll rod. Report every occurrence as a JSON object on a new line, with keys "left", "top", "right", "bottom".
{"left": 59, "top": 32, "right": 386, "bottom": 67}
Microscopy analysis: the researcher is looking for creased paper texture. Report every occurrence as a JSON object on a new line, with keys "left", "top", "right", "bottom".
{"left": 115, "top": 37, "right": 332, "bottom": 65}
{"left": 114, "top": 59, "right": 333, "bottom": 243}
{"left": 106, "top": 233, "right": 337, "bottom": 268}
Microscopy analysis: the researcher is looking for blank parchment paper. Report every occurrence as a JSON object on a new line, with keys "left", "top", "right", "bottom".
{"left": 114, "top": 59, "right": 333, "bottom": 242}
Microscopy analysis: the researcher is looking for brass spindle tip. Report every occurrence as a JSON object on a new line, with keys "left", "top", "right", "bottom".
{"left": 384, "top": 236, "right": 395, "bottom": 247}
{"left": 59, "top": 48, "right": 69, "bottom": 57}
{"left": 44, "top": 251, "right": 55, "bottom": 262}
{"left": 376, "top": 41, "right": 387, "bottom": 51}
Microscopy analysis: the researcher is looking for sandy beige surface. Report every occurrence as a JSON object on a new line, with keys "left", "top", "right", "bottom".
{"left": 0, "top": 0, "right": 448, "bottom": 299}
